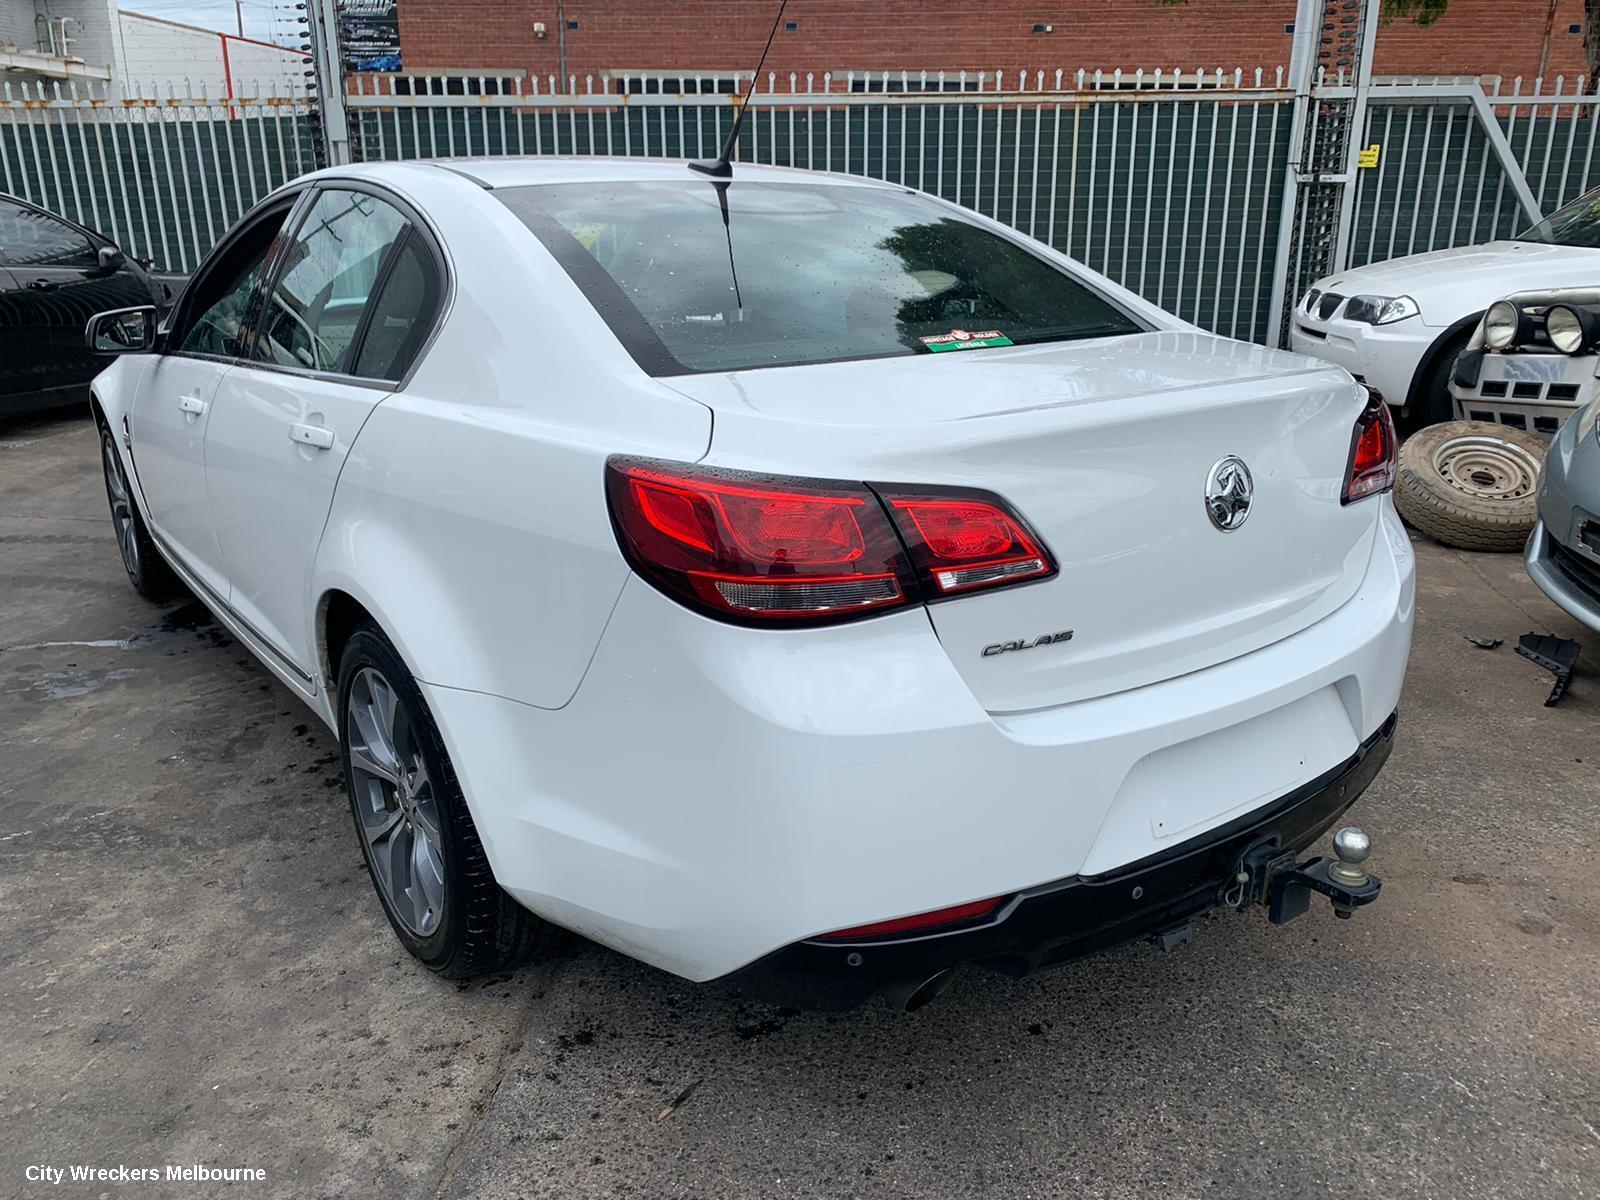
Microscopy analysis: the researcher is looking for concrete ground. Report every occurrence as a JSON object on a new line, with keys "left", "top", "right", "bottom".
{"left": 2, "top": 408, "right": 1598, "bottom": 1200}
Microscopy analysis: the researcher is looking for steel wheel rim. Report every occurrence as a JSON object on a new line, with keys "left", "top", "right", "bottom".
{"left": 101, "top": 436, "right": 139, "bottom": 578}
{"left": 1431, "top": 434, "right": 1542, "bottom": 502}
{"left": 346, "top": 666, "right": 445, "bottom": 938}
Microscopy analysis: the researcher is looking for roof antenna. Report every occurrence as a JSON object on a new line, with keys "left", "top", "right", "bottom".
{"left": 688, "top": 0, "right": 789, "bottom": 178}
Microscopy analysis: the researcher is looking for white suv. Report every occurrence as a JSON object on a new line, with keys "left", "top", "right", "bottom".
{"left": 1291, "top": 187, "right": 1600, "bottom": 424}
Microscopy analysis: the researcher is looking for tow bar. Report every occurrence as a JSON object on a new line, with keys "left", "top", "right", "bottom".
{"left": 1228, "top": 826, "right": 1382, "bottom": 924}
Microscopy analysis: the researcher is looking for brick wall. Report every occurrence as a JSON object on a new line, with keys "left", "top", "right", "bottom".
{"left": 394, "top": 0, "right": 1589, "bottom": 87}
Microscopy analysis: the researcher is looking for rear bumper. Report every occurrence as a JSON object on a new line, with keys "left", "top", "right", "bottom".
{"left": 721, "top": 712, "right": 1396, "bottom": 1009}
{"left": 425, "top": 500, "right": 1414, "bottom": 984}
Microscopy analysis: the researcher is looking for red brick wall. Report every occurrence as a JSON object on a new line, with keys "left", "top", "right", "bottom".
{"left": 394, "top": 0, "right": 1589, "bottom": 87}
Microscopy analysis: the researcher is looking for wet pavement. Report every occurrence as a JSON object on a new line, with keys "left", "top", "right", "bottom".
{"left": 3, "top": 409, "right": 1597, "bottom": 1199}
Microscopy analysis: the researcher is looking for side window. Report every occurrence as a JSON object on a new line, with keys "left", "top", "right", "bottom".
{"left": 0, "top": 198, "right": 97, "bottom": 268}
{"left": 176, "top": 210, "right": 289, "bottom": 358}
{"left": 251, "top": 189, "right": 407, "bottom": 376}
{"left": 351, "top": 232, "right": 442, "bottom": 381}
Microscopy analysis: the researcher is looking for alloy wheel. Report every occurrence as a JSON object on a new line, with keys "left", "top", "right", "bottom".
{"left": 101, "top": 435, "right": 140, "bottom": 579}
{"left": 346, "top": 666, "right": 446, "bottom": 938}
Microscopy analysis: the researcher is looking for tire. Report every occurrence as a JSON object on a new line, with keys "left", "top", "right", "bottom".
{"left": 1405, "top": 329, "right": 1472, "bottom": 430}
{"left": 98, "top": 423, "right": 181, "bottom": 601}
{"left": 337, "top": 624, "right": 560, "bottom": 978}
{"left": 1394, "top": 420, "right": 1546, "bottom": 553}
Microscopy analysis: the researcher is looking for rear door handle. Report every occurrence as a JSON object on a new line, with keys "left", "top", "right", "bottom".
{"left": 176, "top": 394, "right": 207, "bottom": 416}
{"left": 289, "top": 422, "right": 335, "bottom": 451}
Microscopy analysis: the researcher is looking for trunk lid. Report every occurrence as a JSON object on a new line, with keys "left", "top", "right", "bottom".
{"left": 665, "top": 331, "right": 1379, "bottom": 713}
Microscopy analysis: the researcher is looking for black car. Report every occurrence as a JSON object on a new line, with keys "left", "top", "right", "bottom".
{"left": 0, "top": 193, "right": 177, "bottom": 418}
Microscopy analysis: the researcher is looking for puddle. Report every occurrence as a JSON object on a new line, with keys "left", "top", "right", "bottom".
{"left": 1, "top": 599, "right": 229, "bottom": 657}
{"left": 21, "top": 667, "right": 141, "bottom": 700}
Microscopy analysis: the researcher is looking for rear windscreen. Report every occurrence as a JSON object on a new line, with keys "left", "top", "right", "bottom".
{"left": 495, "top": 180, "right": 1143, "bottom": 375}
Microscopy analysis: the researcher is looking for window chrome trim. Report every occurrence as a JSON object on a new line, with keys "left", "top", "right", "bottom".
{"left": 155, "top": 175, "right": 454, "bottom": 391}
{"left": 239, "top": 176, "right": 455, "bottom": 392}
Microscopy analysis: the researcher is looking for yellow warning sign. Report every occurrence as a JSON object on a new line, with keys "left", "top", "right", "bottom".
{"left": 1357, "top": 143, "right": 1381, "bottom": 169}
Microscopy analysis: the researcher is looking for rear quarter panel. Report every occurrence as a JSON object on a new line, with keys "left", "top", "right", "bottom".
{"left": 310, "top": 173, "right": 712, "bottom": 714}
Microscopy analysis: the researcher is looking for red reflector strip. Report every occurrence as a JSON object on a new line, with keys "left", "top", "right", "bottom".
{"left": 814, "top": 896, "right": 1006, "bottom": 941}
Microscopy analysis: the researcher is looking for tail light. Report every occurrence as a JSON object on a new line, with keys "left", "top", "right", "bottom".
{"left": 883, "top": 491, "right": 1053, "bottom": 595}
{"left": 1341, "top": 391, "right": 1397, "bottom": 505}
{"left": 813, "top": 895, "right": 1007, "bottom": 942}
{"left": 605, "top": 458, "right": 1056, "bottom": 626}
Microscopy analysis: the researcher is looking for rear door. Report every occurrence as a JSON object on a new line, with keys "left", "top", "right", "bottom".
{"left": 204, "top": 184, "right": 444, "bottom": 681}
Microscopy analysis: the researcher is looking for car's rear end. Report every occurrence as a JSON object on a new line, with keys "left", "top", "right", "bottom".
{"left": 433, "top": 167, "right": 1415, "bottom": 1005}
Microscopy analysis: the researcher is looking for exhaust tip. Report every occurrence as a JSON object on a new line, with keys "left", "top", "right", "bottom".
{"left": 889, "top": 968, "right": 959, "bottom": 1013}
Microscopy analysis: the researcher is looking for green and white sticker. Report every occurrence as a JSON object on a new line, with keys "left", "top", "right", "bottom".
{"left": 919, "top": 328, "right": 1014, "bottom": 353}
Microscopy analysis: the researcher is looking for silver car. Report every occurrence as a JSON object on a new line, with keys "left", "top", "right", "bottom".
{"left": 1529, "top": 386, "right": 1600, "bottom": 632}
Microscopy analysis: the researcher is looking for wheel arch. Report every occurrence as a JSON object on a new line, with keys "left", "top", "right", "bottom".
{"left": 1403, "top": 312, "right": 1484, "bottom": 418}
{"left": 318, "top": 588, "right": 375, "bottom": 702}
{"left": 312, "top": 578, "right": 436, "bottom": 724}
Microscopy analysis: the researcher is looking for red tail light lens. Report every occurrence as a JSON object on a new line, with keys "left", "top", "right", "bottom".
{"left": 605, "top": 458, "right": 916, "bottom": 625}
{"left": 880, "top": 491, "right": 1054, "bottom": 595}
{"left": 813, "top": 896, "right": 1007, "bottom": 942}
{"left": 1341, "top": 391, "right": 1398, "bottom": 505}
{"left": 605, "top": 458, "right": 1056, "bottom": 625}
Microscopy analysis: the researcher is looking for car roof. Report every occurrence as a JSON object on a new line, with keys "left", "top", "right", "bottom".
{"left": 312, "top": 156, "right": 896, "bottom": 192}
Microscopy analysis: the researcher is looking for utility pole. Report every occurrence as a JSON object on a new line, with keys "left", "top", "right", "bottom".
{"left": 1535, "top": 0, "right": 1559, "bottom": 85}
{"left": 1266, "top": 0, "right": 1379, "bottom": 347}
{"left": 556, "top": 0, "right": 568, "bottom": 94}
{"left": 235, "top": 0, "right": 244, "bottom": 37}
{"left": 305, "top": 0, "right": 352, "bottom": 165}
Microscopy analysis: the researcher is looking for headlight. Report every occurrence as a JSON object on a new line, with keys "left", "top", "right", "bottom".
{"left": 1483, "top": 300, "right": 1521, "bottom": 350}
{"left": 1301, "top": 288, "right": 1323, "bottom": 313}
{"left": 1343, "top": 295, "right": 1419, "bottom": 325}
{"left": 1545, "top": 304, "right": 1593, "bottom": 355}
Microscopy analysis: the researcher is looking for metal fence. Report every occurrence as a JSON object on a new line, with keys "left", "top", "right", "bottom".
{"left": 1347, "top": 77, "right": 1600, "bottom": 268}
{"left": 347, "top": 68, "right": 1298, "bottom": 343}
{"left": 0, "top": 79, "right": 317, "bottom": 274}
{"left": 3, "top": 66, "right": 1599, "bottom": 343}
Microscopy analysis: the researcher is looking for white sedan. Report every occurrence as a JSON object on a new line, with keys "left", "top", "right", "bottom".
{"left": 1290, "top": 186, "right": 1600, "bottom": 425}
{"left": 86, "top": 159, "right": 1413, "bottom": 1009}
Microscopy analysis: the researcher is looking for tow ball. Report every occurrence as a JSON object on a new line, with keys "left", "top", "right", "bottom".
{"left": 1228, "top": 826, "right": 1382, "bottom": 925}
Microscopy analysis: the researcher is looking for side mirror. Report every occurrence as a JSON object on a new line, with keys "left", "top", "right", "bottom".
{"left": 87, "top": 305, "right": 158, "bottom": 354}
{"left": 96, "top": 245, "right": 126, "bottom": 274}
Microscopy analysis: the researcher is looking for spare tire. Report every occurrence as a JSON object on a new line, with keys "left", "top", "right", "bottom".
{"left": 1394, "top": 420, "right": 1546, "bottom": 552}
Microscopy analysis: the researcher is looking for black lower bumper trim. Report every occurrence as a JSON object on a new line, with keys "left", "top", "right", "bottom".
{"left": 721, "top": 712, "right": 1398, "bottom": 1010}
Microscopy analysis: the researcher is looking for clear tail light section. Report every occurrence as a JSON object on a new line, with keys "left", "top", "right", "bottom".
{"left": 605, "top": 458, "right": 1056, "bottom": 626}
{"left": 1341, "top": 391, "right": 1398, "bottom": 505}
